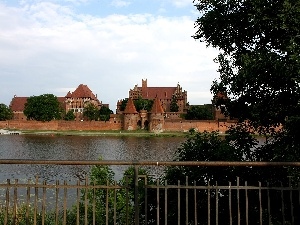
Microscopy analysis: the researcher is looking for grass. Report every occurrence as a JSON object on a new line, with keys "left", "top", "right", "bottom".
{"left": 18, "top": 129, "right": 189, "bottom": 137}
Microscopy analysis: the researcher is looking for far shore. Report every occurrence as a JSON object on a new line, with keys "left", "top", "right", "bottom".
{"left": 3, "top": 129, "right": 191, "bottom": 137}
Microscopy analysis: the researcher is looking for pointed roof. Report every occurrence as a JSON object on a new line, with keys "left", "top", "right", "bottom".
{"left": 151, "top": 96, "right": 164, "bottom": 114}
{"left": 66, "top": 84, "right": 97, "bottom": 99}
{"left": 124, "top": 98, "right": 138, "bottom": 114}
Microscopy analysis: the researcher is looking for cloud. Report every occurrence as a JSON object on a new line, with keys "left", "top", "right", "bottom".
{"left": 0, "top": 1, "right": 219, "bottom": 109}
{"left": 110, "top": 0, "right": 131, "bottom": 8}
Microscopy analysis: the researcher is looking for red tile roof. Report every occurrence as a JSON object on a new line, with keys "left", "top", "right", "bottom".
{"left": 10, "top": 96, "right": 66, "bottom": 112}
{"left": 151, "top": 96, "right": 164, "bottom": 114}
{"left": 10, "top": 97, "right": 28, "bottom": 112}
{"left": 66, "top": 84, "right": 97, "bottom": 99}
{"left": 124, "top": 98, "right": 138, "bottom": 114}
{"left": 139, "top": 87, "right": 176, "bottom": 100}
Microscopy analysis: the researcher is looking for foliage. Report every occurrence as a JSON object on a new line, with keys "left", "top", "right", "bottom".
{"left": 23, "top": 94, "right": 63, "bottom": 121}
{"left": 119, "top": 98, "right": 128, "bottom": 111}
{"left": 64, "top": 110, "right": 75, "bottom": 121}
{"left": 119, "top": 97, "right": 154, "bottom": 112}
{"left": 169, "top": 95, "right": 179, "bottom": 112}
{"left": 83, "top": 103, "right": 99, "bottom": 121}
{"left": 99, "top": 106, "right": 113, "bottom": 121}
{"left": 163, "top": 130, "right": 299, "bottom": 224}
{"left": 0, "top": 103, "right": 13, "bottom": 121}
{"left": 80, "top": 160, "right": 156, "bottom": 224}
{"left": 185, "top": 104, "right": 213, "bottom": 120}
{"left": 134, "top": 97, "right": 153, "bottom": 112}
{"left": 194, "top": 0, "right": 300, "bottom": 133}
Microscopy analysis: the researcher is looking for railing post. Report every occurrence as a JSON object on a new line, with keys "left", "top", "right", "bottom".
{"left": 134, "top": 165, "right": 139, "bottom": 225}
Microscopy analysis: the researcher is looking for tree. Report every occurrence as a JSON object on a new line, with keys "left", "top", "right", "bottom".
{"left": 83, "top": 103, "right": 99, "bottom": 121}
{"left": 185, "top": 105, "right": 213, "bottom": 120}
{"left": 64, "top": 110, "right": 75, "bottom": 121}
{"left": 194, "top": 0, "right": 300, "bottom": 133}
{"left": 0, "top": 103, "right": 13, "bottom": 121}
{"left": 169, "top": 95, "right": 179, "bottom": 112}
{"left": 99, "top": 106, "right": 113, "bottom": 121}
{"left": 23, "top": 94, "right": 63, "bottom": 121}
{"left": 134, "top": 97, "right": 153, "bottom": 112}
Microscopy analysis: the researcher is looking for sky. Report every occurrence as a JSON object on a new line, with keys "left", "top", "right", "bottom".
{"left": 0, "top": 0, "right": 220, "bottom": 111}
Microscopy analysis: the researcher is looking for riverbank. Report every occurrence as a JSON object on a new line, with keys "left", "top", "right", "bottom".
{"left": 12, "top": 129, "right": 190, "bottom": 137}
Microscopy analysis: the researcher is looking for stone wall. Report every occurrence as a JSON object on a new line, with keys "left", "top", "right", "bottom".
{"left": 0, "top": 119, "right": 236, "bottom": 132}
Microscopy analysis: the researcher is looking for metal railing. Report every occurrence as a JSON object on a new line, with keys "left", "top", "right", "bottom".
{"left": 0, "top": 160, "right": 299, "bottom": 225}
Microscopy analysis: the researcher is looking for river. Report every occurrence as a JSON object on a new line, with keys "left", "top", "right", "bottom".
{"left": 0, "top": 135, "right": 186, "bottom": 182}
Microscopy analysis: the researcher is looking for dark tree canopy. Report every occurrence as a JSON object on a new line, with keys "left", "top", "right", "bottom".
{"left": 64, "top": 110, "right": 75, "bottom": 121}
{"left": 24, "top": 94, "right": 63, "bottom": 121}
{"left": 99, "top": 106, "right": 113, "bottom": 121}
{"left": 83, "top": 103, "right": 99, "bottom": 121}
{"left": 0, "top": 103, "right": 13, "bottom": 121}
{"left": 194, "top": 0, "right": 300, "bottom": 132}
{"left": 185, "top": 105, "right": 213, "bottom": 120}
{"left": 170, "top": 95, "right": 179, "bottom": 112}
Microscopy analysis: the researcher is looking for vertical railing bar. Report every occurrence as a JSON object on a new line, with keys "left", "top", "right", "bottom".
{"left": 145, "top": 176, "right": 148, "bottom": 225}
{"left": 157, "top": 178, "right": 160, "bottom": 225}
{"left": 267, "top": 182, "right": 271, "bottom": 225}
{"left": 4, "top": 179, "right": 10, "bottom": 225}
{"left": 194, "top": 181, "right": 197, "bottom": 225}
{"left": 208, "top": 180, "right": 210, "bottom": 225}
{"left": 165, "top": 180, "right": 168, "bottom": 225}
{"left": 12, "top": 179, "right": 18, "bottom": 225}
{"left": 106, "top": 180, "right": 109, "bottom": 225}
{"left": 42, "top": 180, "right": 46, "bottom": 225}
{"left": 85, "top": 177, "right": 88, "bottom": 225}
{"left": 26, "top": 179, "right": 31, "bottom": 225}
{"left": 126, "top": 176, "right": 129, "bottom": 225}
{"left": 55, "top": 180, "right": 59, "bottom": 225}
{"left": 216, "top": 181, "right": 218, "bottom": 225}
{"left": 245, "top": 181, "right": 248, "bottom": 225}
{"left": 34, "top": 176, "right": 39, "bottom": 225}
{"left": 134, "top": 165, "right": 139, "bottom": 225}
{"left": 177, "top": 180, "right": 180, "bottom": 225}
{"left": 93, "top": 182, "right": 96, "bottom": 225}
{"left": 114, "top": 181, "right": 117, "bottom": 225}
{"left": 76, "top": 180, "right": 80, "bottom": 225}
{"left": 186, "top": 176, "right": 188, "bottom": 225}
{"left": 289, "top": 177, "right": 294, "bottom": 225}
{"left": 229, "top": 181, "right": 232, "bottom": 225}
{"left": 281, "top": 182, "right": 285, "bottom": 224}
{"left": 259, "top": 181, "right": 262, "bottom": 225}
{"left": 63, "top": 180, "right": 67, "bottom": 225}
{"left": 237, "top": 177, "right": 240, "bottom": 225}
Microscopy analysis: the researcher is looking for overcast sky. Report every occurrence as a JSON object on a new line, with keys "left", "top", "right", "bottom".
{"left": 0, "top": 0, "right": 219, "bottom": 111}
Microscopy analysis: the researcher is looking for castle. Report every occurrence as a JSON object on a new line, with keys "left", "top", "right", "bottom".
{"left": 8, "top": 79, "right": 228, "bottom": 132}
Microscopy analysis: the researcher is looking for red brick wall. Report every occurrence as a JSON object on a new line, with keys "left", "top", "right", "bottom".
{"left": 0, "top": 119, "right": 236, "bottom": 133}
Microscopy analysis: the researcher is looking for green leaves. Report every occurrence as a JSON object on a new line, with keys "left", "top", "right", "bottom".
{"left": 0, "top": 103, "right": 13, "bottom": 121}
{"left": 23, "top": 94, "right": 63, "bottom": 121}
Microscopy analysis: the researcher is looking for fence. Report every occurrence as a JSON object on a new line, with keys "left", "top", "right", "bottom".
{"left": 0, "top": 160, "right": 299, "bottom": 225}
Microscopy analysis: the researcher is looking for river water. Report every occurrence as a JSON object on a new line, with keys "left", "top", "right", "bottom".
{"left": 0, "top": 135, "right": 186, "bottom": 182}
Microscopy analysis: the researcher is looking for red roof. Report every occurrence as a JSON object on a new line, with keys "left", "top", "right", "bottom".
{"left": 151, "top": 96, "right": 164, "bottom": 114}
{"left": 10, "top": 97, "right": 28, "bottom": 112}
{"left": 66, "top": 84, "right": 97, "bottom": 99}
{"left": 124, "top": 98, "right": 138, "bottom": 114}
{"left": 139, "top": 87, "right": 176, "bottom": 100}
{"left": 10, "top": 96, "right": 66, "bottom": 112}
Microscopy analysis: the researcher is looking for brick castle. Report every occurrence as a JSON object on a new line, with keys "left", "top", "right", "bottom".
{"left": 4, "top": 79, "right": 231, "bottom": 133}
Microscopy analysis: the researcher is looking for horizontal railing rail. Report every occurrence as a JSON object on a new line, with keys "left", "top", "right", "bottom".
{"left": 0, "top": 160, "right": 299, "bottom": 225}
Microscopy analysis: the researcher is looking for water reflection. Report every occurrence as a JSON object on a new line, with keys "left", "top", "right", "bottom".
{"left": 0, "top": 135, "right": 185, "bottom": 181}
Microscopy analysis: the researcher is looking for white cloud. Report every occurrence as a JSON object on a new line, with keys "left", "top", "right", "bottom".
{"left": 0, "top": 1, "right": 219, "bottom": 109}
{"left": 111, "top": 0, "right": 131, "bottom": 8}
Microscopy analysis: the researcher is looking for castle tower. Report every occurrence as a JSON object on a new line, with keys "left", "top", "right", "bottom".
{"left": 123, "top": 98, "right": 139, "bottom": 130}
{"left": 141, "top": 79, "right": 148, "bottom": 98}
{"left": 149, "top": 96, "right": 165, "bottom": 132}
